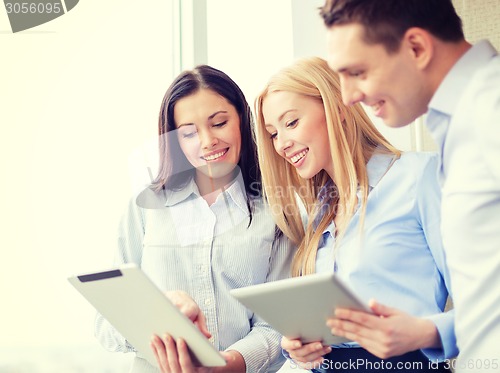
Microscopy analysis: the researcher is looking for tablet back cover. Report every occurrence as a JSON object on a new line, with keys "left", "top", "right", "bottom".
{"left": 231, "top": 272, "right": 370, "bottom": 345}
{"left": 68, "top": 264, "right": 225, "bottom": 367}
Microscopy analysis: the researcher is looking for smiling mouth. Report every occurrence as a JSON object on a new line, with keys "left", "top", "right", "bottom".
{"left": 371, "top": 101, "right": 384, "bottom": 114}
{"left": 290, "top": 149, "right": 308, "bottom": 164}
{"left": 202, "top": 148, "right": 228, "bottom": 161}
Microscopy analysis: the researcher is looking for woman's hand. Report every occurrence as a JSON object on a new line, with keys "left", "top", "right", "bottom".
{"left": 326, "top": 299, "right": 440, "bottom": 359}
{"left": 151, "top": 335, "right": 244, "bottom": 373}
{"left": 281, "top": 336, "right": 332, "bottom": 370}
{"left": 151, "top": 334, "right": 215, "bottom": 373}
{"left": 154, "top": 291, "right": 245, "bottom": 372}
{"left": 165, "top": 290, "right": 211, "bottom": 338}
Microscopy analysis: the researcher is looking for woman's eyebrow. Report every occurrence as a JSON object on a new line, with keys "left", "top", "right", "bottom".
{"left": 208, "top": 110, "right": 228, "bottom": 120}
{"left": 279, "top": 109, "right": 297, "bottom": 122}
{"left": 176, "top": 122, "right": 195, "bottom": 128}
{"left": 177, "top": 110, "right": 229, "bottom": 128}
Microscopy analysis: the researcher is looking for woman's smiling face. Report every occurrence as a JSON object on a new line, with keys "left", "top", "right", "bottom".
{"left": 262, "top": 90, "right": 333, "bottom": 179}
{"left": 174, "top": 88, "right": 242, "bottom": 182}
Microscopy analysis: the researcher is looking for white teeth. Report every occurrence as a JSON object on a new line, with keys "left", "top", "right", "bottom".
{"left": 203, "top": 149, "right": 227, "bottom": 161}
{"left": 371, "top": 101, "right": 382, "bottom": 112}
{"left": 290, "top": 149, "right": 308, "bottom": 164}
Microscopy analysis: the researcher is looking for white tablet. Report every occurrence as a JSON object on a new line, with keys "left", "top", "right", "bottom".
{"left": 68, "top": 264, "right": 226, "bottom": 368}
{"left": 230, "top": 272, "right": 371, "bottom": 345}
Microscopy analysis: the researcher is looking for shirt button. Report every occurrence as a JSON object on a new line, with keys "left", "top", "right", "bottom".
{"left": 204, "top": 298, "right": 211, "bottom": 306}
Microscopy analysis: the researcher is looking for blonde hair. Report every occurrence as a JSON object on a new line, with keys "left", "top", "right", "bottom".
{"left": 255, "top": 57, "right": 400, "bottom": 276}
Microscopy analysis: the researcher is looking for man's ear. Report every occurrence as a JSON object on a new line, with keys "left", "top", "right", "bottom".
{"left": 402, "top": 27, "right": 434, "bottom": 70}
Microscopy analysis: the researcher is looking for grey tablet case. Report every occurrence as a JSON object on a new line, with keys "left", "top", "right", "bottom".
{"left": 230, "top": 272, "right": 371, "bottom": 345}
{"left": 68, "top": 264, "right": 226, "bottom": 367}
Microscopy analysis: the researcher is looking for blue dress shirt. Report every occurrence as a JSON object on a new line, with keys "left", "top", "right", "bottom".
{"left": 315, "top": 152, "right": 457, "bottom": 361}
{"left": 426, "top": 40, "right": 500, "bottom": 371}
{"left": 95, "top": 175, "right": 294, "bottom": 373}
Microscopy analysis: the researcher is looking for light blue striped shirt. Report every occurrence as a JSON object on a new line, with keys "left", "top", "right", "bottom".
{"left": 95, "top": 175, "right": 294, "bottom": 373}
{"left": 316, "top": 152, "right": 457, "bottom": 361}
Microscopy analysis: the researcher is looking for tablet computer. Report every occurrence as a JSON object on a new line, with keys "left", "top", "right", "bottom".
{"left": 68, "top": 264, "right": 226, "bottom": 368}
{"left": 230, "top": 272, "right": 371, "bottom": 345}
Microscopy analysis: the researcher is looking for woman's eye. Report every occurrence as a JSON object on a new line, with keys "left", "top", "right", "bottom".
{"left": 270, "top": 132, "right": 277, "bottom": 140}
{"left": 349, "top": 71, "right": 363, "bottom": 77}
{"left": 213, "top": 120, "right": 227, "bottom": 128}
{"left": 286, "top": 119, "right": 298, "bottom": 128}
{"left": 182, "top": 131, "right": 197, "bottom": 139}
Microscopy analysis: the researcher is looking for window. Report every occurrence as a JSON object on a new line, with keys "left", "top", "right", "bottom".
{"left": 0, "top": 1, "right": 176, "bottom": 371}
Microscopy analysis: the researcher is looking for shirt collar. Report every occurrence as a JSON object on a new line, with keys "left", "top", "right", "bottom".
{"left": 317, "top": 151, "right": 393, "bottom": 197}
{"left": 315, "top": 151, "right": 395, "bottom": 231}
{"left": 164, "top": 178, "right": 199, "bottom": 207}
{"left": 164, "top": 172, "right": 249, "bottom": 215}
{"left": 220, "top": 172, "right": 250, "bottom": 215}
{"left": 429, "top": 40, "right": 497, "bottom": 116}
{"left": 365, "top": 151, "right": 396, "bottom": 189}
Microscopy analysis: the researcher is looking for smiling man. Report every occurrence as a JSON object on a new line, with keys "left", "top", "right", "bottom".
{"left": 320, "top": 1, "right": 500, "bottom": 372}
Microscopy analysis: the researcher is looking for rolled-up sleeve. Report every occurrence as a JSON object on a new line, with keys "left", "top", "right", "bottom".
{"left": 417, "top": 156, "right": 458, "bottom": 360}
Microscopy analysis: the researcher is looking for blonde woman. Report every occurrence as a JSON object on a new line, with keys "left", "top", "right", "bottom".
{"left": 255, "top": 57, "right": 456, "bottom": 373}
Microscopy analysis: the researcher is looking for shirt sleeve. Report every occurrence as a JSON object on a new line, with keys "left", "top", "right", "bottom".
{"left": 94, "top": 195, "right": 145, "bottom": 353}
{"left": 474, "top": 61, "right": 500, "bottom": 183}
{"left": 225, "top": 231, "right": 294, "bottom": 373}
{"left": 416, "top": 154, "right": 458, "bottom": 360}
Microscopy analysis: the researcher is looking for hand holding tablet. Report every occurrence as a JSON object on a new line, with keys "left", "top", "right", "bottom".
{"left": 68, "top": 264, "right": 226, "bottom": 368}
{"left": 230, "top": 272, "right": 372, "bottom": 345}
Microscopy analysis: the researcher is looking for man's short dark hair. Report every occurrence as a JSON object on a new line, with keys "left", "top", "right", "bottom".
{"left": 320, "top": 0, "right": 464, "bottom": 53}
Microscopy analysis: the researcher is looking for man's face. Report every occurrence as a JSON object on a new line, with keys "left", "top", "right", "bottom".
{"left": 326, "top": 23, "right": 431, "bottom": 127}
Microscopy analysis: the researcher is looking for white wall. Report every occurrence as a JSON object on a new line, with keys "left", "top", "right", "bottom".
{"left": 291, "top": 0, "right": 327, "bottom": 59}
{"left": 205, "top": 0, "right": 295, "bottom": 107}
{"left": 0, "top": 1, "right": 173, "bottom": 370}
{"left": 453, "top": 0, "right": 500, "bottom": 50}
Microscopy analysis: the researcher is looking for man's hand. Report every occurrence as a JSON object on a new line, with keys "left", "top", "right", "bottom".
{"left": 327, "top": 299, "right": 440, "bottom": 359}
